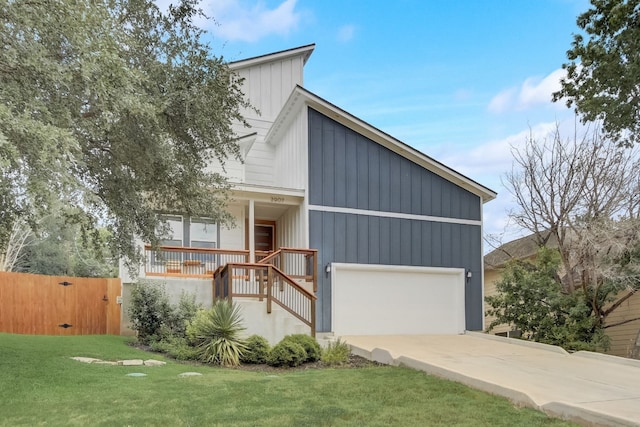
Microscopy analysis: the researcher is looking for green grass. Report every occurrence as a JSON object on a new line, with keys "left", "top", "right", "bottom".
{"left": 0, "top": 333, "right": 576, "bottom": 427}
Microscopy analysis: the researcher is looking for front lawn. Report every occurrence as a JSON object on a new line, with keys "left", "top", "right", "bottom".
{"left": 0, "top": 334, "right": 575, "bottom": 426}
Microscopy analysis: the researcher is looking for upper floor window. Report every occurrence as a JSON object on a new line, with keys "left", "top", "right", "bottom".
{"left": 159, "top": 215, "right": 217, "bottom": 248}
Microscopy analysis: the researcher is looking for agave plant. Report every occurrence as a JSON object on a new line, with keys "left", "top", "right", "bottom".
{"left": 186, "top": 300, "right": 247, "bottom": 366}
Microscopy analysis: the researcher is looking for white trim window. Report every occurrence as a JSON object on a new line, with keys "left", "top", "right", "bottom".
{"left": 158, "top": 215, "right": 218, "bottom": 248}
{"left": 189, "top": 217, "right": 217, "bottom": 249}
{"left": 160, "top": 215, "right": 184, "bottom": 247}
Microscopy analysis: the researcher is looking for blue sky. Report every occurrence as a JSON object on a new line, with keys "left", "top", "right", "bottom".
{"left": 170, "top": 0, "right": 591, "bottom": 246}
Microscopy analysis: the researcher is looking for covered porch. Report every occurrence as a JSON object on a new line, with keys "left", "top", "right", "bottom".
{"left": 129, "top": 185, "right": 318, "bottom": 338}
{"left": 141, "top": 184, "right": 309, "bottom": 277}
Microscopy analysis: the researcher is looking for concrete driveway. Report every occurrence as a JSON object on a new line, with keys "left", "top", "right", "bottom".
{"left": 343, "top": 332, "right": 640, "bottom": 427}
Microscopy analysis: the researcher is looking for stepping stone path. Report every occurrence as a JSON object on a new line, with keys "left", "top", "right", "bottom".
{"left": 72, "top": 357, "right": 202, "bottom": 378}
{"left": 71, "top": 357, "right": 166, "bottom": 367}
{"left": 121, "top": 359, "right": 144, "bottom": 366}
{"left": 71, "top": 357, "right": 101, "bottom": 363}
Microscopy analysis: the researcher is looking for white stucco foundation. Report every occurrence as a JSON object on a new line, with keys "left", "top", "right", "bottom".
{"left": 236, "top": 299, "right": 311, "bottom": 345}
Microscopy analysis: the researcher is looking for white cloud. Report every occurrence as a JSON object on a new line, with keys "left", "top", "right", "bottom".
{"left": 438, "top": 118, "right": 590, "bottom": 241}
{"left": 487, "top": 87, "right": 517, "bottom": 113}
{"left": 487, "top": 68, "right": 566, "bottom": 113}
{"left": 187, "top": 0, "right": 301, "bottom": 42}
{"left": 337, "top": 24, "right": 356, "bottom": 42}
{"left": 517, "top": 68, "right": 565, "bottom": 109}
{"left": 442, "top": 121, "right": 559, "bottom": 179}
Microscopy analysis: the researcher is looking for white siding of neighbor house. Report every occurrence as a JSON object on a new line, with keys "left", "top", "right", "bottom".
{"left": 273, "top": 107, "right": 308, "bottom": 190}
{"left": 603, "top": 291, "right": 640, "bottom": 358}
{"left": 277, "top": 204, "right": 306, "bottom": 249}
{"left": 484, "top": 268, "right": 512, "bottom": 335}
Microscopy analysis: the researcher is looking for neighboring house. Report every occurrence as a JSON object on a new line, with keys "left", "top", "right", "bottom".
{"left": 120, "top": 44, "right": 497, "bottom": 342}
{"left": 484, "top": 234, "right": 640, "bottom": 358}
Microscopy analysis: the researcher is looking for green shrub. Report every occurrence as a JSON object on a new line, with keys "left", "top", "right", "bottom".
{"left": 154, "top": 324, "right": 177, "bottom": 343}
{"left": 128, "top": 282, "right": 174, "bottom": 344}
{"left": 485, "top": 247, "right": 613, "bottom": 352}
{"left": 282, "top": 334, "right": 321, "bottom": 362}
{"left": 186, "top": 300, "right": 247, "bottom": 366}
{"left": 321, "top": 339, "right": 351, "bottom": 366}
{"left": 240, "top": 335, "right": 271, "bottom": 364}
{"left": 149, "top": 338, "right": 171, "bottom": 353}
{"left": 150, "top": 336, "right": 200, "bottom": 361}
{"left": 128, "top": 284, "right": 201, "bottom": 344}
{"left": 266, "top": 340, "right": 307, "bottom": 367}
{"left": 173, "top": 292, "right": 201, "bottom": 337}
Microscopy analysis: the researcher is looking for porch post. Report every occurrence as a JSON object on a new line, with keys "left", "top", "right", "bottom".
{"left": 249, "top": 199, "right": 255, "bottom": 263}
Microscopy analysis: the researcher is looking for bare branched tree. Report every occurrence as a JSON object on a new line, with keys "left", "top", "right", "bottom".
{"left": 505, "top": 123, "right": 640, "bottom": 328}
{"left": 0, "top": 218, "right": 32, "bottom": 272}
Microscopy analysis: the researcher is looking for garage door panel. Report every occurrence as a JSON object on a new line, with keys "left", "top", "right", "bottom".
{"left": 331, "top": 263, "right": 465, "bottom": 336}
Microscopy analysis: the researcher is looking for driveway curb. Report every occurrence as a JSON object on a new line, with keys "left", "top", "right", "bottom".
{"left": 464, "top": 331, "right": 570, "bottom": 354}
{"left": 541, "top": 401, "right": 640, "bottom": 427}
{"left": 346, "top": 336, "right": 640, "bottom": 427}
{"left": 395, "top": 355, "right": 539, "bottom": 408}
{"left": 571, "top": 350, "right": 640, "bottom": 368}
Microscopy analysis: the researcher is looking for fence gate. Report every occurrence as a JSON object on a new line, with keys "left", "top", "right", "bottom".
{"left": 0, "top": 272, "right": 121, "bottom": 335}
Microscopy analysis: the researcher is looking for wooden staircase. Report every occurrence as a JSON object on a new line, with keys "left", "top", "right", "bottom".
{"left": 212, "top": 248, "right": 317, "bottom": 337}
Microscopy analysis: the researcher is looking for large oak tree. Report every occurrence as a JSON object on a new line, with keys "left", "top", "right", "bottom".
{"left": 0, "top": 0, "right": 250, "bottom": 270}
{"left": 553, "top": 0, "right": 640, "bottom": 146}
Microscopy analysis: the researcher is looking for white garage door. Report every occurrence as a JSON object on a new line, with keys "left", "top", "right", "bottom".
{"left": 331, "top": 263, "right": 466, "bottom": 336}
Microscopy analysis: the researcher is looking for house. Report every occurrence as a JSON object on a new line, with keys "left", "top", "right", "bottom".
{"left": 484, "top": 233, "right": 558, "bottom": 337}
{"left": 484, "top": 234, "right": 640, "bottom": 358}
{"left": 120, "top": 44, "right": 497, "bottom": 343}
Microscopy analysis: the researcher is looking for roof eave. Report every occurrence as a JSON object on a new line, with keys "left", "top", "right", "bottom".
{"left": 229, "top": 44, "right": 316, "bottom": 71}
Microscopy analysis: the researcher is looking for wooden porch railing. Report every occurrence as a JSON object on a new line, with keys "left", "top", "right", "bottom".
{"left": 144, "top": 246, "right": 271, "bottom": 278}
{"left": 213, "top": 263, "right": 316, "bottom": 336}
{"left": 258, "top": 248, "right": 318, "bottom": 292}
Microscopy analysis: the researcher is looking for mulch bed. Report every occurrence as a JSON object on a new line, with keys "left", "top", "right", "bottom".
{"left": 131, "top": 342, "right": 383, "bottom": 372}
{"left": 231, "top": 354, "right": 383, "bottom": 373}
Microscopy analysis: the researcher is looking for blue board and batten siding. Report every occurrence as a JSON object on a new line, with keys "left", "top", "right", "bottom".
{"left": 307, "top": 108, "right": 484, "bottom": 332}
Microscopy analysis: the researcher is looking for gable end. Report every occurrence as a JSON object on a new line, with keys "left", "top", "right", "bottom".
{"left": 308, "top": 108, "right": 481, "bottom": 221}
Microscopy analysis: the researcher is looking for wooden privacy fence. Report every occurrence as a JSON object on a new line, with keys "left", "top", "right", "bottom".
{"left": 0, "top": 272, "right": 121, "bottom": 335}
